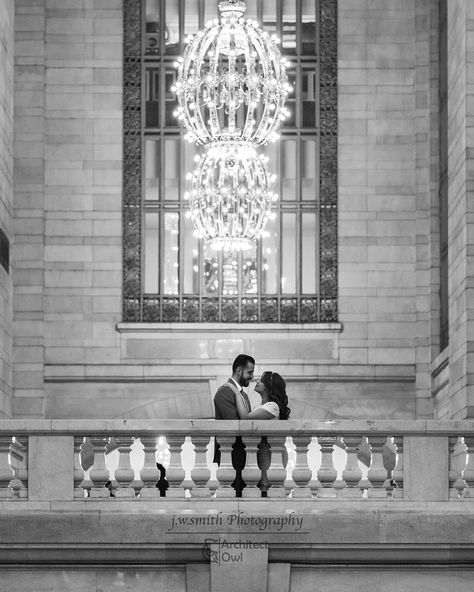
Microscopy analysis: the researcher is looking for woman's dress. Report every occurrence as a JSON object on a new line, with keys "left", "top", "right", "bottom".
{"left": 253, "top": 401, "right": 279, "bottom": 419}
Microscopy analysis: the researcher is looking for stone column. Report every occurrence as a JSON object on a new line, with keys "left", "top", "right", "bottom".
{"left": 12, "top": 0, "right": 46, "bottom": 417}
{"left": 0, "top": 0, "right": 14, "bottom": 418}
{"left": 446, "top": 0, "right": 474, "bottom": 418}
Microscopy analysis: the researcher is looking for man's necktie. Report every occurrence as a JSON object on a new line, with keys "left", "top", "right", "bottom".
{"left": 240, "top": 389, "right": 251, "bottom": 412}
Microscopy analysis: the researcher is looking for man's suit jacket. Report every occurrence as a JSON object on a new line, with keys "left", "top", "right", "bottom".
{"left": 214, "top": 379, "right": 240, "bottom": 419}
{"left": 213, "top": 379, "right": 250, "bottom": 473}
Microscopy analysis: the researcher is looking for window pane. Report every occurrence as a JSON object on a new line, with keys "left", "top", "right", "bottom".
{"left": 204, "top": 0, "right": 218, "bottom": 23}
{"left": 182, "top": 214, "right": 199, "bottom": 293}
{"left": 302, "top": 139, "right": 317, "bottom": 201}
{"left": 243, "top": 246, "right": 258, "bottom": 294}
{"left": 302, "top": 213, "right": 317, "bottom": 293}
{"left": 145, "top": 140, "right": 160, "bottom": 201}
{"left": 203, "top": 243, "right": 219, "bottom": 293}
{"left": 145, "top": 68, "right": 159, "bottom": 128}
{"left": 262, "top": 0, "right": 277, "bottom": 36}
{"left": 282, "top": 0, "right": 296, "bottom": 54}
{"left": 245, "top": 2, "right": 257, "bottom": 20}
{"left": 183, "top": 141, "right": 199, "bottom": 199}
{"left": 301, "top": 0, "right": 316, "bottom": 55}
{"left": 144, "top": 212, "right": 159, "bottom": 293}
{"left": 164, "top": 139, "right": 179, "bottom": 200}
{"left": 302, "top": 68, "right": 317, "bottom": 128}
{"left": 282, "top": 139, "right": 296, "bottom": 200}
{"left": 262, "top": 216, "right": 279, "bottom": 294}
{"left": 185, "top": 0, "right": 199, "bottom": 36}
{"left": 281, "top": 213, "right": 296, "bottom": 293}
{"left": 223, "top": 252, "right": 238, "bottom": 295}
{"left": 165, "top": 68, "right": 179, "bottom": 127}
{"left": 283, "top": 69, "right": 296, "bottom": 127}
{"left": 165, "top": 0, "right": 180, "bottom": 54}
{"left": 163, "top": 212, "right": 179, "bottom": 294}
{"left": 145, "top": 0, "right": 160, "bottom": 56}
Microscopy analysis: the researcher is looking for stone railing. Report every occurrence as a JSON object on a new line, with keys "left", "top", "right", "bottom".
{"left": 1, "top": 420, "right": 474, "bottom": 502}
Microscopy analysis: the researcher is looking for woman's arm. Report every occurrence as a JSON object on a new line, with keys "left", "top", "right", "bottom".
{"left": 235, "top": 394, "right": 275, "bottom": 419}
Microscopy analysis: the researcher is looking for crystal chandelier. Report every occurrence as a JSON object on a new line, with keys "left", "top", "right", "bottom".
{"left": 185, "top": 142, "right": 277, "bottom": 251}
{"left": 173, "top": 0, "right": 291, "bottom": 250}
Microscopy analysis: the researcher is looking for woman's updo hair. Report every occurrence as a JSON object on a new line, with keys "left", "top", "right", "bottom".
{"left": 261, "top": 371, "right": 291, "bottom": 420}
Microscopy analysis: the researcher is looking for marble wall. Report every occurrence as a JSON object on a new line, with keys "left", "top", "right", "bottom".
{"left": 0, "top": 0, "right": 14, "bottom": 417}
{"left": 11, "top": 0, "right": 443, "bottom": 419}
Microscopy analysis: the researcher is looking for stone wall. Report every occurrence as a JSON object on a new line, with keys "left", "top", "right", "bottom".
{"left": 2, "top": 567, "right": 474, "bottom": 592}
{"left": 11, "top": 0, "right": 440, "bottom": 419}
{"left": 0, "top": 0, "right": 14, "bottom": 417}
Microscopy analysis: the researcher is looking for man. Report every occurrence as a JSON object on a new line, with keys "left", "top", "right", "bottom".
{"left": 214, "top": 354, "right": 255, "bottom": 419}
{"left": 213, "top": 354, "right": 255, "bottom": 492}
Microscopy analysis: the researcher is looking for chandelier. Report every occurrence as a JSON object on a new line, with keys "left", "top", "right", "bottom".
{"left": 185, "top": 142, "right": 277, "bottom": 251}
{"left": 173, "top": 0, "right": 291, "bottom": 250}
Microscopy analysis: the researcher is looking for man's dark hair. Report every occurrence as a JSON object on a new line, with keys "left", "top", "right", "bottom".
{"left": 232, "top": 354, "right": 255, "bottom": 373}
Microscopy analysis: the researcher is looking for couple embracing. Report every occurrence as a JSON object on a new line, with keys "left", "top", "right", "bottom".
{"left": 214, "top": 354, "right": 291, "bottom": 420}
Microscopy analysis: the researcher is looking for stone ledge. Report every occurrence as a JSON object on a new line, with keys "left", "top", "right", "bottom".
{"left": 0, "top": 543, "right": 473, "bottom": 566}
{"left": 1, "top": 418, "right": 474, "bottom": 434}
{"left": 116, "top": 322, "right": 344, "bottom": 334}
{"left": 1, "top": 502, "right": 474, "bottom": 565}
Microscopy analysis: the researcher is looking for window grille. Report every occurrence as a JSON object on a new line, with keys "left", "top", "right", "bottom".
{"left": 122, "top": 0, "right": 337, "bottom": 323}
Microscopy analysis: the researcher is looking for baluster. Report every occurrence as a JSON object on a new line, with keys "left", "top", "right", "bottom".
{"left": 89, "top": 437, "right": 110, "bottom": 498}
{"left": 367, "top": 435, "right": 389, "bottom": 499}
{"left": 342, "top": 435, "right": 362, "bottom": 499}
{"left": 0, "top": 436, "right": 14, "bottom": 499}
{"left": 392, "top": 436, "right": 403, "bottom": 499}
{"left": 232, "top": 436, "right": 247, "bottom": 497}
{"left": 103, "top": 437, "right": 118, "bottom": 496}
{"left": 156, "top": 436, "right": 170, "bottom": 496}
{"left": 357, "top": 436, "right": 371, "bottom": 497}
{"left": 307, "top": 438, "right": 322, "bottom": 498}
{"left": 130, "top": 438, "right": 145, "bottom": 497}
{"left": 462, "top": 436, "right": 474, "bottom": 498}
{"left": 317, "top": 436, "right": 337, "bottom": 499}
{"left": 332, "top": 437, "right": 346, "bottom": 498}
{"left": 242, "top": 434, "right": 261, "bottom": 498}
{"left": 266, "top": 435, "right": 287, "bottom": 498}
{"left": 383, "top": 436, "right": 398, "bottom": 498}
{"left": 114, "top": 435, "right": 135, "bottom": 498}
{"left": 139, "top": 436, "right": 161, "bottom": 499}
{"left": 257, "top": 437, "right": 271, "bottom": 497}
{"left": 181, "top": 438, "right": 196, "bottom": 497}
{"left": 190, "top": 436, "right": 212, "bottom": 498}
{"left": 73, "top": 437, "right": 85, "bottom": 499}
{"left": 284, "top": 438, "right": 296, "bottom": 497}
{"left": 449, "top": 436, "right": 467, "bottom": 499}
{"left": 215, "top": 435, "right": 237, "bottom": 498}
{"left": 165, "top": 435, "right": 186, "bottom": 498}
{"left": 291, "top": 435, "right": 312, "bottom": 498}
{"left": 9, "top": 437, "right": 28, "bottom": 499}
{"left": 79, "top": 437, "right": 94, "bottom": 498}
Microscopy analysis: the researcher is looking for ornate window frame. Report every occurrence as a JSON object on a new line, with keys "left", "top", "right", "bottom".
{"left": 121, "top": 0, "right": 338, "bottom": 324}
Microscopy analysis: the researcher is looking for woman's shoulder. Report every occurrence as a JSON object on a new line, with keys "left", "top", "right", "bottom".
{"left": 261, "top": 401, "right": 279, "bottom": 417}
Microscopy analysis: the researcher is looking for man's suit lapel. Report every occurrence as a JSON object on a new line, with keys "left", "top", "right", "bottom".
{"left": 227, "top": 379, "right": 251, "bottom": 412}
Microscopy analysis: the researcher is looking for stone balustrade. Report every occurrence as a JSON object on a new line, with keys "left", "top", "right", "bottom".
{"left": 0, "top": 419, "right": 473, "bottom": 502}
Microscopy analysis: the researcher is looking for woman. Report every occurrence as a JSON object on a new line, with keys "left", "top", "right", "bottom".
{"left": 235, "top": 371, "right": 290, "bottom": 420}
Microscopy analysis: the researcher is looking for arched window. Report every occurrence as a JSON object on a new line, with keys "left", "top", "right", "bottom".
{"left": 122, "top": 0, "right": 337, "bottom": 323}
